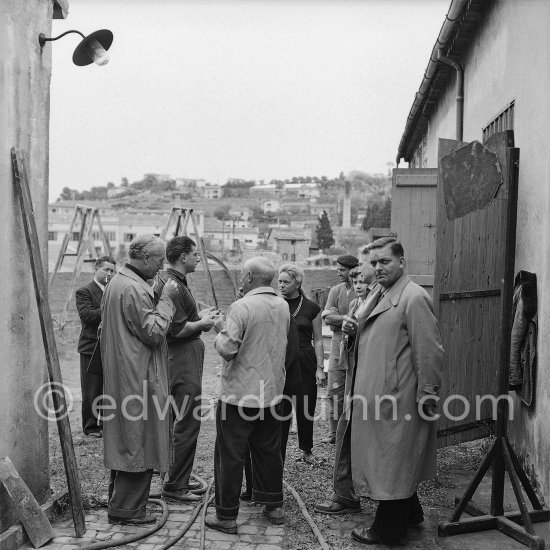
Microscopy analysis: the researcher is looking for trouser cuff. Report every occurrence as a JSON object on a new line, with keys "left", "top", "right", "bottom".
{"left": 215, "top": 505, "right": 240, "bottom": 521}
{"left": 107, "top": 503, "right": 146, "bottom": 519}
{"left": 252, "top": 489, "right": 283, "bottom": 507}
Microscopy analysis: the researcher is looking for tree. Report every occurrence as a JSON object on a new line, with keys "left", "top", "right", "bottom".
{"left": 316, "top": 210, "right": 335, "bottom": 251}
{"left": 214, "top": 205, "right": 231, "bottom": 221}
{"left": 361, "top": 198, "right": 392, "bottom": 231}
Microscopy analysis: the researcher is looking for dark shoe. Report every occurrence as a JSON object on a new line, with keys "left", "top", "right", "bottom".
{"left": 315, "top": 501, "right": 361, "bottom": 515}
{"left": 240, "top": 491, "right": 252, "bottom": 501}
{"left": 263, "top": 506, "right": 285, "bottom": 525}
{"left": 351, "top": 526, "right": 400, "bottom": 545}
{"left": 108, "top": 513, "right": 156, "bottom": 526}
{"left": 162, "top": 489, "right": 202, "bottom": 502}
{"left": 320, "top": 435, "right": 336, "bottom": 444}
{"left": 303, "top": 451, "right": 315, "bottom": 464}
{"left": 86, "top": 431, "right": 102, "bottom": 438}
{"left": 204, "top": 514, "right": 238, "bottom": 534}
{"left": 188, "top": 480, "right": 207, "bottom": 495}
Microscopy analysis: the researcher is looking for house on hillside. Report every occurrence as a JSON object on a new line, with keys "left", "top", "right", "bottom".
{"left": 202, "top": 217, "right": 258, "bottom": 254}
{"left": 266, "top": 229, "right": 310, "bottom": 262}
{"left": 249, "top": 183, "right": 279, "bottom": 198}
{"left": 395, "top": 0, "right": 550, "bottom": 501}
{"left": 228, "top": 207, "right": 251, "bottom": 221}
{"left": 284, "top": 182, "right": 320, "bottom": 199}
{"left": 203, "top": 184, "right": 222, "bottom": 200}
{"left": 261, "top": 199, "right": 282, "bottom": 214}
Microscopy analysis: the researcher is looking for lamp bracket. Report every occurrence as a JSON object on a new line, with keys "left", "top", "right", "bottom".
{"left": 38, "top": 30, "right": 85, "bottom": 47}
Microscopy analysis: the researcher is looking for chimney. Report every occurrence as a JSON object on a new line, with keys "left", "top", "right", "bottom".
{"left": 342, "top": 180, "right": 351, "bottom": 228}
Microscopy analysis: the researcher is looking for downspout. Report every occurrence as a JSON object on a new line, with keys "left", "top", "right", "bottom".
{"left": 395, "top": 0, "right": 469, "bottom": 165}
{"left": 437, "top": 52, "right": 464, "bottom": 141}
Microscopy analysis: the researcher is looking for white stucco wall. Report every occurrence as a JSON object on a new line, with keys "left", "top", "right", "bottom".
{"left": 0, "top": 0, "right": 57, "bottom": 530}
{"left": 414, "top": 0, "right": 550, "bottom": 499}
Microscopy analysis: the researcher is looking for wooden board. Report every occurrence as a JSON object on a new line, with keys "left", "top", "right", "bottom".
{"left": 391, "top": 168, "right": 437, "bottom": 292}
{"left": 0, "top": 457, "right": 54, "bottom": 548}
{"left": 433, "top": 132, "right": 518, "bottom": 447}
{"left": 11, "top": 148, "right": 86, "bottom": 536}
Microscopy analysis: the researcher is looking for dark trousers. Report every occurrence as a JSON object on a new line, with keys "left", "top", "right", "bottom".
{"left": 372, "top": 492, "right": 424, "bottom": 540}
{"left": 164, "top": 339, "right": 204, "bottom": 492}
{"left": 214, "top": 402, "right": 283, "bottom": 520}
{"left": 108, "top": 470, "right": 153, "bottom": 519}
{"left": 79, "top": 354, "right": 103, "bottom": 434}
{"left": 292, "top": 362, "right": 318, "bottom": 454}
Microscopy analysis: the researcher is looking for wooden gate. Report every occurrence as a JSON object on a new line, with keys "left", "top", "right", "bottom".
{"left": 391, "top": 168, "right": 437, "bottom": 294}
{"left": 434, "top": 131, "right": 519, "bottom": 447}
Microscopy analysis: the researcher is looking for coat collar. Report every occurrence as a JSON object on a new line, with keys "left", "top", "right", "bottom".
{"left": 244, "top": 286, "right": 278, "bottom": 298}
{"left": 118, "top": 266, "right": 155, "bottom": 297}
{"left": 366, "top": 274, "right": 411, "bottom": 321}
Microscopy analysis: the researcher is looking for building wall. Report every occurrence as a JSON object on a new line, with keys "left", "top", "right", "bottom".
{"left": 416, "top": 0, "right": 550, "bottom": 498}
{"left": 0, "top": 0, "right": 58, "bottom": 530}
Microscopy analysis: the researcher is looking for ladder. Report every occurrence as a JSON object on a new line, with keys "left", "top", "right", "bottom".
{"left": 49, "top": 205, "right": 112, "bottom": 328}
{"left": 161, "top": 207, "right": 219, "bottom": 308}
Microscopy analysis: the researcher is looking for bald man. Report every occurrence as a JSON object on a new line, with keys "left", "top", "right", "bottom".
{"left": 205, "top": 257, "right": 290, "bottom": 534}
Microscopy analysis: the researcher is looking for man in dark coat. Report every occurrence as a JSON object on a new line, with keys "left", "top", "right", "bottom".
{"left": 75, "top": 255, "right": 116, "bottom": 437}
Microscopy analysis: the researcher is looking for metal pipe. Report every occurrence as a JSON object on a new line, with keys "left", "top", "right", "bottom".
{"left": 437, "top": 51, "right": 464, "bottom": 141}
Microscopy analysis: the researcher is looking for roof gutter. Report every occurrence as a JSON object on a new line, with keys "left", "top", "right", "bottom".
{"left": 396, "top": 0, "right": 469, "bottom": 166}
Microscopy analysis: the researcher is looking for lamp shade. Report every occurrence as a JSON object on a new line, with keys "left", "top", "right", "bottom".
{"left": 72, "top": 29, "right": 113, "bottom": 66}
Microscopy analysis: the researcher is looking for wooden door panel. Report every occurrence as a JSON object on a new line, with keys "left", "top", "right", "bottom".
{"left": 435, "top": 131, "right": 518, "bottom": 447}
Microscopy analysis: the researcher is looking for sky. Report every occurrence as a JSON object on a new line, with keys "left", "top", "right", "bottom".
{"left": 49, "top": 0, "right": 450, "bottom": 200}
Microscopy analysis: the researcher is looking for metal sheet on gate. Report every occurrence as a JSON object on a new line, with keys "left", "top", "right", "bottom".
{"left": 440, "top": 140, "right": 504, "bottom": 220}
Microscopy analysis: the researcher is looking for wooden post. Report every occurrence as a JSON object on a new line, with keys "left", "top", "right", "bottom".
{"left": 189, "top": 209, "right": 218, "bottom": 308}
{"left": 0, "top": 457, "right": 54, "bottom": 548}
{"left": 11, "top": 148, "right": 86, "bottom": 537}
{"left": 94, "top": 209, "right": 113, "bottom": 257}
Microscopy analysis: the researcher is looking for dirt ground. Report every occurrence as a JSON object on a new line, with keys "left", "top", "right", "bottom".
{"left": 49, "top": 324, "right": 491, "bottom": 549}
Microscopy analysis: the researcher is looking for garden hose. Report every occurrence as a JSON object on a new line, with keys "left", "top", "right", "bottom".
{"left": 78, "top": 499, "right": 169, "bottom": 550}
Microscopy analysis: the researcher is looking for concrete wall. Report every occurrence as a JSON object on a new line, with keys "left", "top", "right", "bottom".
{"left": 0, "top": 0, "right": 58, "bottom": 531}
{"left": 413, "top": 0, "right": 550, "bottom": 499}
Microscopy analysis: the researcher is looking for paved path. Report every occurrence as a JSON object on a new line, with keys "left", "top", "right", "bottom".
{"left": 23, "top": 470, "right": 550, "bottom": 550}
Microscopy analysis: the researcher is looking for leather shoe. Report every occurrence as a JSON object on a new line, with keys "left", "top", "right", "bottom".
{"left": 86, "top": 431, "right": 102, "bottom": 438}
{"left": 108, "top": 513, "right": 156, "bottom": 526}
{"left": 188, "top": 480, "right": 207, "bottom": 494}
{"left": 263, "top": 506, "right": 285, "bottom": 525}
{"left": 204, "top": 514, "right": 238, "bottom": 534}
{"left": 320, "top": 435, "right": 336, "bottom": 444}
{"left": 162, "top": 489, "right": 202, "bottom": 502}
{"left": 315, "top": 501, "right": 361, "bottom": 515}
{"left": 351, "top": 526, "right": 400, "bottom": 545}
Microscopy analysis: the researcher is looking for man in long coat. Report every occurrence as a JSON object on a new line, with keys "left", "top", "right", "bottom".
{"left": 317, "top": 237, "right": 443, "bottom": 546}
{"left": 101, "top": 235, "right": 178, "bottom": 525}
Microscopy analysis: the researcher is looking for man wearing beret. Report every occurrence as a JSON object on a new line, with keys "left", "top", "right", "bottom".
{"left": 321, "top": 254, "right": 359, "bottom": 444}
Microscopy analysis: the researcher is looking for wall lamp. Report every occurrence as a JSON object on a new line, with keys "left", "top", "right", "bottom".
{"left": 38, "top": 29, "right": 113, "bottom": 66}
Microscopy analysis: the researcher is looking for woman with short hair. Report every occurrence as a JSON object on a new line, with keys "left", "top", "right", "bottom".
{"left": 278, "top": 263, "right": 325, "bottom": 462}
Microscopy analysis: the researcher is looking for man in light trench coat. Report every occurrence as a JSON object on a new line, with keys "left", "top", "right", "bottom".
{"left": 316, "top": 237, "right": 444, "bottom": 546}
{"left": 101, "top": 234, "right": 178, "bottom": 525}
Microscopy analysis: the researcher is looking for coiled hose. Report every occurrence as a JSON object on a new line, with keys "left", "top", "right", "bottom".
{"left": 78, "top": 475, "right": 332, "bottom": 550}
